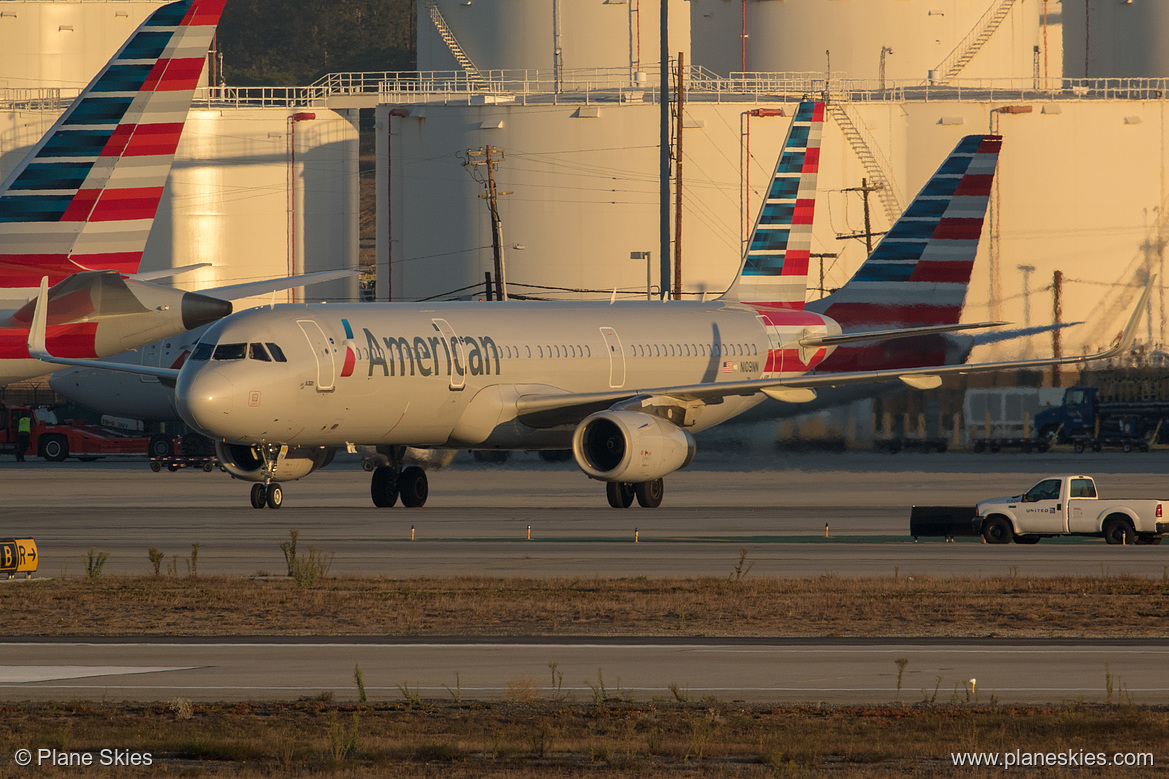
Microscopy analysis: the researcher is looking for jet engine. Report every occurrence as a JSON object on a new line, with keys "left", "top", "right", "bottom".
{"left": 572, "top": 410, "right": 695, "bottom": 483}
{"left": 214, "top": 441, "right": 335, "bottom": 482}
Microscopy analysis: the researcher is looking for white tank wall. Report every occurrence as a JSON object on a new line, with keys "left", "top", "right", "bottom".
{"left": 0, "top": 106, "right": 360, "bottom": 304}
{"left": 0, "top": 1, "right": 179, "bottom": 91}
{"left": 1063, "top": 0, "right": 1169, "bottom": 78}
{"left": 691, "top": 0, "right": 1045, "bottom": 82}
{"left": 381, "top": 98, "right": 1169, "bottom": 360}
{"left": 418, "top": 0, "right": 690, "bottom": 77}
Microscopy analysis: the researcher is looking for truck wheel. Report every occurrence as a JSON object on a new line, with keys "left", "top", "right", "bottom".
{"left": 149, "top": 435, "right": 173, "bottom": 458}
{"left": 1122, "top": 442, "right": 1133, "bottom": 453}
{"left": 1102, "top": 516, "right": 1135, "bottom": 545}
{"left": 40, "top": 435, "right": 68, "bottom": 462}
{"left": 1136, "top": 535, "right": 1163, "bottom": 545}
{"left": 972, "top": 441, "right": 985, "bottom": 453}
{"left": 1073, "top": 441, "right": 1085, "bottom": 454}
{"left": 981, "top": 516, "right": 1013, "bottom": 545}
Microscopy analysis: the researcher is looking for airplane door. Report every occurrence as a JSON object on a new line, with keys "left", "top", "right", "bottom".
{"left": 138, "top": 341, "right": 160, "bottom": 383}
{"left": 431, "top": 318, "right": 466, "bottom": 391}
{"left": 297, "top": 319, "right": 336, "bottom": 392}
{"left": 600, "top": 327, "right": 625, "bottom": 388}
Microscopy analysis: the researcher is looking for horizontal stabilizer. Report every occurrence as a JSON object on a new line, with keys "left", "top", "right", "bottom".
{"left": 799, "top": 320, "right": 1008, "bottom": 349}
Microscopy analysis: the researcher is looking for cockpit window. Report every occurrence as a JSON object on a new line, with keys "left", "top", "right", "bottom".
{"left": 265, "top": 343, "right": 287, "bottom": 363}
{"left": 213, "top": 343, "right": 247, "bottom": 361}
{"left": 249, "top": 343, "right": 271, "bottom": 362}
{"left": 190, "top": 342, "right": 214, "bottom": 362}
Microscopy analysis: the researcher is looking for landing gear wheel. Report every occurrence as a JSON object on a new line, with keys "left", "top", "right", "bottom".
{"left": 981, "top": 516, "right": 1013, "bottom": 545}
{"left": 1103, "top": 517, "right": 1135, "bottom": 545}
{"left": 398, "top": 465, "right": 429, "bottom": 508}
{"left": 250, "top": 483, "right": 267, "bottom": 509}
{"left": 606, "top": 481, "right": 635, "bottom": 508}
{"left": 635, "top": 478, "right": 664, "bottom": 508}
{"left": 266, "top": 482, "right": 283, "bottom": 509}
{"left": 371, "top": 466, "right": 399, "bottom": 508}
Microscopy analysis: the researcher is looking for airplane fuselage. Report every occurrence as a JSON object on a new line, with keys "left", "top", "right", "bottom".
{"left": 176, "top": 300, "right": 840, "bottom": 450}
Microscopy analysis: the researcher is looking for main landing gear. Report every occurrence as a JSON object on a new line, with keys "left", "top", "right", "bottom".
{"left": 370, "top": 445, "right": 429, "bottom": 508}
{"left": 605, "top": 478, "right": 664, "bottom": 508}
{"left": 250, "top": 482, "right": 283, "bottom": 509}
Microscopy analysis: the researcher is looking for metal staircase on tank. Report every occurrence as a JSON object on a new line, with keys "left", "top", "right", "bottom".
{"left": 932, "top": 0, "right": 1018, "bottom": 84}
{"left": 426, "top": 0, "right": 488, "bottom": 90}
{"left": 827, "top": 102, "right": 902, "bottom": 226}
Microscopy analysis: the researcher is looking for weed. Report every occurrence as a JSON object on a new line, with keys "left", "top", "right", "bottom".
{"left": 529, "top": 722, "right": 555, "bottom": 758}
{"left": 730, "top": 547, "right": 755, "bottom": 583}
{"left": 687, "top": 716, "right": 713, "bottom": 761}
{"left": 327, "top": 710, "right": 360, "bottom": 762}
{"left": 585, "top": 668, "right": 608, "bottom": 705}
{"left": 506, "top": 674, "right": 540, "bottom": 702}
{"left": 894, "top": 658, "right": 909, "bottom": 701}
{"left": 189, "top": 542, "right": 199, "bottom": 578}
{"left": 168, "top": 697, "right": 193, "bottom": 720}
{"left": 166, "top": 555, "right": 178, "bottom": 577}
{"left": 669, "top": 681, "right": 690, "bottom": 703}
{"left": 397, "top": 681, "right": 422, "bottom": 708}
{"left": 280, "top": 529, "right": 299, "bottom": 576}
{"left": 291, "top": 546, "right": 333, "bottom": 589}
{"left": 548, "top": 662, "right": 564, "bottom": 700}
{"left": 84, "top": 547, "right": 108, "bottom": 580}
{"left": 148, "top": 548, "right": 163, "bottom": 577}
{"left": 353, "top": 663, "right": 366, "bottom": 704}
{"left": 675, "top": 609, "right": 688, "bottom": 630}
{"left": 442, "top": 672, "right": 462, "bottom": 703}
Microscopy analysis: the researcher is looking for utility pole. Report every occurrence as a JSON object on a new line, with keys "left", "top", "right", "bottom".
{"left": 659, "top": 0, "right": 670, "bottom": 299}
{"left": 465, "top": 145, "right": 509, "bottom": 301}
{"left": 673, "top": 51, "right": 684, "bottom": 300}
{"left": 810, "top": 253, "right": 838, "bottom": 299}
{"left": 837, "top": 178, "right": 885, "bottom": 253}
{"left": 1052, "top": 269, "right": 1063, "bottom": 388}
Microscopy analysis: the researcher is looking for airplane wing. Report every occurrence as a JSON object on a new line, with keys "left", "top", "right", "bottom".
{"left": 196, "top": 270, "right": 358, "bottom": 301}
{"left": 516, "top": 281, "right": 1151, "bottom": 428}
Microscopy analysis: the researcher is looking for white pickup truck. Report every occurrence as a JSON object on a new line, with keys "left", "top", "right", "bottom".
{"left": 973, "top": 475, "right": 1167, "bottom": 545}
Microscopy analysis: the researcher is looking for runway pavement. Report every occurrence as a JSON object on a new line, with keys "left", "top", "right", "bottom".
{"left": 4, "top": 449, "right": 1169, "bottom": 578}
{"left": 0, "top": 636, "right": 1165, "bottom": 705}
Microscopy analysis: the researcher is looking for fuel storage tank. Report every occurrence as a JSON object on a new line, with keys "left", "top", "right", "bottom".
{"left": 690, "top": 0, "right": 1046, "bottom": 83}
{"left": 418, "top": 0, "right": 690, "bottom": 80}
{"left": 1063, "top": 0, "right": 1169, "bottom": 78}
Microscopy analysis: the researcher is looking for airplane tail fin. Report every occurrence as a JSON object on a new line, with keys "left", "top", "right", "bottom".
{"left": 804, "top": 134, "right": 1001, "bottom": 372}
{"left": 721, "top": 100, "right": 825, "bottom": 310}
{"left": 808, "top": 134, "right": 1002, "bottom": 327}
{"left": 0, "top": 0, "right": 225, "bottom": 293}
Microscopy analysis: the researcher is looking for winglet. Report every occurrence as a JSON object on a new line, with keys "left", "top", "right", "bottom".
{"left": 1105, "top": 276, "right": 1154, "bottom": 358}
{"left": 27, "top": 276, "right": 50, "bottom": 361}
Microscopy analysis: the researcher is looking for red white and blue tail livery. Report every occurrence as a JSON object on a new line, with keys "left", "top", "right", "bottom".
{"left": 0, "top": 0, "right": 226, "bottom": 298}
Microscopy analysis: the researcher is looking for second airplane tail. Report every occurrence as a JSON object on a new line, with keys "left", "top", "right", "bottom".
{"left": 0, "top": 0, "right": 226, "bottom": 295}
{"left": 807, "top": 134, "right": 1002, "bottom": 371}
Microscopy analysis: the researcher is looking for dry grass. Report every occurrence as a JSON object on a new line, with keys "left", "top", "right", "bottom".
{"left": 2, "top": 699, "right": 1166, "bottom": 777}
{"left": 1, "top": 573, "right": 1168, "bottom": 638}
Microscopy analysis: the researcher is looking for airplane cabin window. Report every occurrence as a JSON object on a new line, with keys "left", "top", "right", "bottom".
{"left": 190, "top": 342, "right": 214, "bottom": 361}
{"left": 249, "top": 343, "right": 271, "bottom": 362}
{"left": 265, "top": 343, "right": 288, "bottom": 362}
{"left": 213, "top": 343, "right": 247, "bottom": 361}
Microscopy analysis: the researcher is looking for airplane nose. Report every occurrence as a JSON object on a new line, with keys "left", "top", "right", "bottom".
{"left": 181, "top": 292, "right": 233, "bottom": 330}
{"left": 177, "top": 371, "right": 235, "bottom": 434}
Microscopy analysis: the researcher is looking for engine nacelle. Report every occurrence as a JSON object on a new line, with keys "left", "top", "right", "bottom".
{"left": 572, "top": 410, "right": 696, "bottom": 482}
{"left": 214, "top": 440, "right": 335, "bottom": 483}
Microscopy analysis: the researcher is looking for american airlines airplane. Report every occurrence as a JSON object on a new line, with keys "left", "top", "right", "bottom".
{"left": 0, "top": 0, "right": 347, "bottom": 387}
{"left": 29, "top": 102, "right": 1149, "bottom": 509}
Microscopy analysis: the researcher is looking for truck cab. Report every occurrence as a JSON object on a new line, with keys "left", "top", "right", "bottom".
{"left": 974, "top": 475, "right": 1166, "bottom": 545}
{"left": 1033, "top": 387, "right": 1097, "bottom": 441}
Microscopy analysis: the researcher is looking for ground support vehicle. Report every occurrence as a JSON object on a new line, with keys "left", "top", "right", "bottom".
{"left": 873, "top": 437, "right": 948, "bottom": 453}
{"left": 0, "top": 404, "right": 158, "bottom": 462}
{"left": 1035, "top": 386, "right": 1169, "bottom": 444}
{"left": 973, "top": 475, "right": 1167, "bottom": 545}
